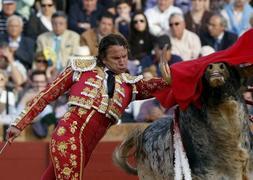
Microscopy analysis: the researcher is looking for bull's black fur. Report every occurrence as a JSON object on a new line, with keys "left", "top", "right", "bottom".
{"left": 114, "top": 63, "right": 253, "bottom": 180}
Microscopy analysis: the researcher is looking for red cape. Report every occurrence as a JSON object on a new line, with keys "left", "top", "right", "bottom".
{"left": 154, "top": 28, "right": 253, "bottom": 110}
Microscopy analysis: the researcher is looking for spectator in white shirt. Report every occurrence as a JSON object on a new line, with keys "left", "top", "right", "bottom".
{"left": 168, "top": 13, "right": 201, "bottom": 60}
{"left": 145, "top": 0, "right": 183, "bottom": 36}
{"left": 0, "top": 69, "right": 17, "bottom": 125}
{"left": 0, "top": 41, "right": 27, "bottom": 90}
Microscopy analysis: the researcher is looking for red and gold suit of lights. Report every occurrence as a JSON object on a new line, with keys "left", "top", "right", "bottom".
{"left": 11, "top": 57, "right": 168, "bottom": 180}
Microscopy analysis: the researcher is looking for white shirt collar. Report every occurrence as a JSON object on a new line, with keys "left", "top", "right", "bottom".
{"left": 9, "top": 36, "right": 21, "bottom": 43}
{"left": 104, "top": 67, "right": 109, "bottom": 72}
{"left": 217, "top": 32, "right": 224, "bottom": 41}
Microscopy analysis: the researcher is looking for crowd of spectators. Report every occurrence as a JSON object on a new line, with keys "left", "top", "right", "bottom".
{"left": 0, "top": 0, "right": 253, "bottom": 138}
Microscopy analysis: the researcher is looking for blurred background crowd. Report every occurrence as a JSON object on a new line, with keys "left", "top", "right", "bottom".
{"left": 0, "top": 0, "right": 253, "bottom": 139}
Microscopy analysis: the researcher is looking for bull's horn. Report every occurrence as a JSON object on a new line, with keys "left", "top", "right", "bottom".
{"left": 238, "top": 64, "right": 253, "bottom": 78}
{"left": 159, "top": 44, "right": 171, "bottom": 84}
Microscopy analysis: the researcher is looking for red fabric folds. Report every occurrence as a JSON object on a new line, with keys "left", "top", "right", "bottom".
{"left": 154, "top": 28, "right": 253, "bottom": 110}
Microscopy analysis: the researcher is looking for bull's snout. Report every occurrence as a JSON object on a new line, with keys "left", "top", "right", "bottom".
{"left": 209, "top": 75, "right": 225, "bottom": 87}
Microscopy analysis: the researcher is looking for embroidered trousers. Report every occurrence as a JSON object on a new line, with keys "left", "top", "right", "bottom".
{"left": 41, "top": 106, "right": 113, "bottom": 180}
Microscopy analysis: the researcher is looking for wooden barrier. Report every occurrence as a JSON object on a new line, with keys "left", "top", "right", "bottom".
{"left": 0, "top": 123, "right": 149, "bottom": 180}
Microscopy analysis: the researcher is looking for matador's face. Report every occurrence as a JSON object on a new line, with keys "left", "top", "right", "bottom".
{"left": 102, "top": 45, "right": 128, "bottom": 74}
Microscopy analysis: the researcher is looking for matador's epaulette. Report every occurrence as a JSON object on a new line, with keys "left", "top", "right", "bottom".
{"left": 70, "top": 55, "right": 97, "bottom": 72}
{"left": 121, "top": 73, "right": 143, "bottom": 84}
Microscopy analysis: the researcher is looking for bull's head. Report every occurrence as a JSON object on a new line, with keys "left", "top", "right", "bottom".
{"left": 204, "top": 63, "right": 230, "bottom": 88}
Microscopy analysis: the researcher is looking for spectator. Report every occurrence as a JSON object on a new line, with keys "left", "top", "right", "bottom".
{"left": 139, "top": 34, "right": 182, "bottom": 76}
{"left": 199, "top": 45, "right": 215, "bottom": 57}
{"left": 130, "top": 0, "right": 143, "bottom": 11}
{"left": 145, "top": 0, "right": 183, "bottom": 36}
{"left": 184, "top": 0, "right": 213, "bottom": 36}
{"left": 37, "top": 11, "right": 80, "bottom": 72}
{"left": 250, "top": 13, "right": 253, "bottom": 27}
{"left": 136, "top": 98, "right": 169, "bottom": 122}
{"left": 129, "top": 11, "right": 155, "bottom": 60}
{"left": 0, "top": 41, "right": 27, "bottom": 90}
{"left": 243, "top": 91, "right": 253, "bottom": 121}
{"left": 0, "top": 15, "right": 35, "bottom": 69}
{"left": 17, "top": 70, "right": 56, "bottom": 138}
{"left": 174, "top": 0, "right": 192, "bottom": 13}
{"left": 32, "top": 49, "right": 57, "bottom": 82}
{"left": 68, "top": 0, "right": 105, "bottom": 34}
{"left": 65, "top": 0, "right": 81, "bottom": 14}
{"left": 115, "top": 0, "right": 131, "bottom": 38}
{"left": 16, "top": 0, "right": 35, "bottom": 20}
{"left": 24, "top": 0, "right": 56, "bottom": 40}
{"left": 0, "top": 0, "right": 25, "bottom": 34}
{"left": 99, "top": 0, "right": 116, "bottom": 15}
{"left": 80, "top": 11, "right": 116, "bottom": 56}
{"left": 209, "top": 0, "right": 231, "bottom": 12}
{"left": 54, "top": 0, "right": 67, "bottom": 12}
{"left": 204, "top": 0, "right": 210, "bottom": 10}
{"left": 0, "top": 69, "right": 17, "bottom": 126}
{"left": 221, "top": 0, "right": 253, "bottom": 35}
{"left": 200, "top": 13, "right": 238, "bottom": 51}
{"left": 144, "top": 0, "right": 157, "bottom": 10}
{"left": 168, "top": 13, "right": 202, "bottom": 60}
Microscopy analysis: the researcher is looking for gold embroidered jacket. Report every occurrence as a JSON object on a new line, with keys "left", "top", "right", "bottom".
{"left": 12, "top": 56, "right": 169, "bottom": 130}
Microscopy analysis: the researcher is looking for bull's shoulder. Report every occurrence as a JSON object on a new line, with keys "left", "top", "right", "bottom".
{"left": 142, "top": 117, "right": 173, "bottom": 146}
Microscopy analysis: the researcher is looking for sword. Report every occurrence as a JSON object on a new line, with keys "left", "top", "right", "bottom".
{"left": 0, "top": 141, "right": 9, "bottom": 155}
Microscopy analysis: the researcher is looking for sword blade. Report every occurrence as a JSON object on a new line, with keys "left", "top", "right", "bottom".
{"left": 0, "top": 141, "right": 9, "bottom": 155}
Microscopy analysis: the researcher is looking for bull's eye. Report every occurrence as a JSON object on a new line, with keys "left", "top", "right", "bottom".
{"left": 220, "top": 64, "right": 225, "bottom": 69}
{"left": 208, "top": 64, "right": 213, "bottom": 69}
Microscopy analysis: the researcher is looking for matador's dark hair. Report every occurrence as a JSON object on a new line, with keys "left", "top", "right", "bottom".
{"left": 97, "top": 34, "right": 129, "bottom": 67}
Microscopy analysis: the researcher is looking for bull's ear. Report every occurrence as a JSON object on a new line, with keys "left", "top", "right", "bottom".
{"left": 237, "top": 64, "right": 253, "bottom": 78}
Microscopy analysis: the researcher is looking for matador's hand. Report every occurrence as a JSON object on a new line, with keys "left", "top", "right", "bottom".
{"left": 159, "top": 44, "right": 171, "bottom": 84}
{"left": 6, "top": 126, "right": 21, "bottom": 143}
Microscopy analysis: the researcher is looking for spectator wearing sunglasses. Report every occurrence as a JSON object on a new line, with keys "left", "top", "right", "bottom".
{"left": 25, "top": 0, "right": 56, "bottom": 40}
{"left": 128, "top": 11, "right": 155, "bottom": 61}
{"left": 31, "top": 50, "right": 57, "bottom": 82}
{"left": 144, "top": 0, "right": 182, "bottom": 36}
{"left": 168, "top": 12, "right": 201, "bottom": 61}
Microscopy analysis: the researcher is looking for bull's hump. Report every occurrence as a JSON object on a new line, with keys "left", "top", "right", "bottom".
{"left": 218, "top": 99, "right": 240, "bottom": 117}
{"left": 208, "top": 98, "right": 246, "bottom": 136}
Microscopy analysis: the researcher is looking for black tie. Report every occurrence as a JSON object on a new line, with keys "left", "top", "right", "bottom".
{"left": 106, "top": 70, "right": 115, "bottom": 98}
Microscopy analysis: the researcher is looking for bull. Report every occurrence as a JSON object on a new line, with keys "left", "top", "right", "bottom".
{"left": 113, "top": 59, "right": 253, "bottom": 179}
